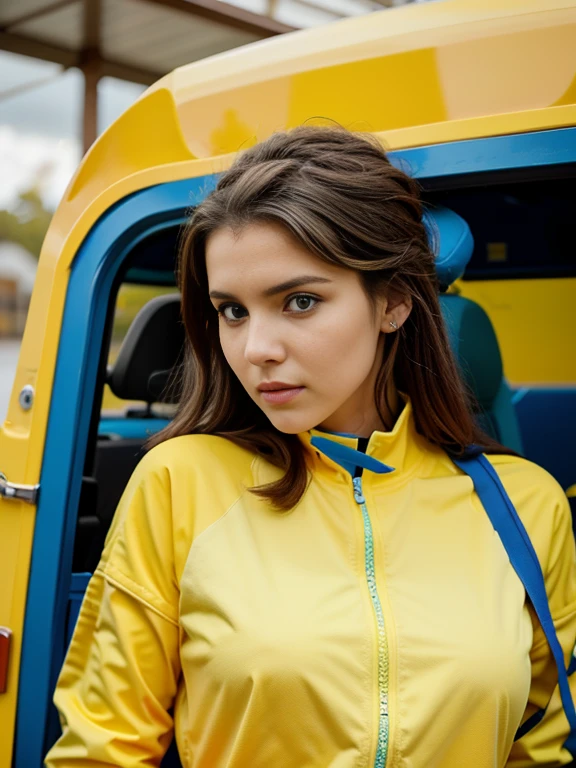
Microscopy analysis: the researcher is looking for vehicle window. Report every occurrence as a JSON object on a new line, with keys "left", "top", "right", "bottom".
{"left": 428, "top": 175, "right": 576, "bottom": 386}
{"left": 433, "top": 176, "right": 575, "bottom": 280}
{"left": 102, "top": 283, "right": 177, "bottom": 415}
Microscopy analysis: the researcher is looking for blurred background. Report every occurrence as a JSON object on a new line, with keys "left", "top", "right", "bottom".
{"left": 0, "top": 0, "right": 424, "bottom": 422}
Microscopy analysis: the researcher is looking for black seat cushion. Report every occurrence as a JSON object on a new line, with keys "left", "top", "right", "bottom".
{"left": 108, "top": 294, "right": 183, "bottom": 403}
{"left": 93, "top": 438, "right": 147, "bottom": 530}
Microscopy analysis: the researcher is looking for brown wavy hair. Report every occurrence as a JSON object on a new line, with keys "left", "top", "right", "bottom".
{"left": 148, "top": 126, "right": 511, "bottom": 510}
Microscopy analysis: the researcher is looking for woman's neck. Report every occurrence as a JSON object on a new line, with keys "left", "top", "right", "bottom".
{"left": 316, "top": 382, "right": 401, "bottom": 438}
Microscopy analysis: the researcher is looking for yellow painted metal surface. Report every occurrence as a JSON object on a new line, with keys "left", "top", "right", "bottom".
{"left": 165, "top": 0, "right": 576, "bottom": 157}
{"left": 0, "top": 0, "right": 575, "bottom": 763}
{"left": 458, "top": 278, "right": 576, "bottom": 385}
{"left": 0, "top": 94, "right": 229, "bottom": 767}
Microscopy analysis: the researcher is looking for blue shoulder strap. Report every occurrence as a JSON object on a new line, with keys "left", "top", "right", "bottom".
{"left": 453, "top": 450, "right": 576, "bottom": 754}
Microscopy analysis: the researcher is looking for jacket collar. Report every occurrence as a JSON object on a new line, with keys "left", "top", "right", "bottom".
{"left": 299, "top": 397, "right": 431, "bottom": 479}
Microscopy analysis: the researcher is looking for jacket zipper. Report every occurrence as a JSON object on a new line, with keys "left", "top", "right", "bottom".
{"left": 353, "top": 475, "right": 389, "bottom": 768}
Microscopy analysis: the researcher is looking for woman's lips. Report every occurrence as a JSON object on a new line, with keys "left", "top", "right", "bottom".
{"left": 260, "top": 387, "right": 305, "bottom": 404}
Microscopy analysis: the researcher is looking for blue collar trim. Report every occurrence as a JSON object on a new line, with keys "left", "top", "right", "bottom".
{"left": 310, "top": 435, "right": 396, "bottom": 477}
{"left": 314, "top": 427, "right": 361, "bottom": 439}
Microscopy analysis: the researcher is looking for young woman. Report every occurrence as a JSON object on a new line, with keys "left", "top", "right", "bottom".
{"left": 46, "top": 127, "right": 576, "bottom": 767}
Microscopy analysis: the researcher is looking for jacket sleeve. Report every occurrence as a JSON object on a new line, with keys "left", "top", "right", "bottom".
{"left": 506, "top": 488, "right": 576, "bottom": 767}
{"left": 45, "top": 450, "right": 182, "bottom": 767}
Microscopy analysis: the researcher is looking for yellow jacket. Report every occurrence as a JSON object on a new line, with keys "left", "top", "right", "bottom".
{"left": 45, "top": 401, "right": 576, "bottom": 767}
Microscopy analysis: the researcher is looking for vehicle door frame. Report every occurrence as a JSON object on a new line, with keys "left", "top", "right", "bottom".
{"left": 14, "top": 126, "right": 576, "bottom": 766}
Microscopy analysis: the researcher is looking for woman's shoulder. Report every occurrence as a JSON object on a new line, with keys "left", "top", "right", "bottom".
{"left": 103, "top": 434, "right": 259, "bottom": 583}
{"left": 485, "top": 453, "right": 566, "bottom": 506}
{"left": 137, "top": 432, "right": 257, "bottom": 481}
{"left": 484, "top": 453, "right": 572, "bottom": 565}
{"left": 117, "top": 433, "right": 258, "bottom": 520}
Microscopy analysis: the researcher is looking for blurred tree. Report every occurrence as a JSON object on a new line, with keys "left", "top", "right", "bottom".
{"left": 0, "top": 186, "right": 52, "bottom": 259}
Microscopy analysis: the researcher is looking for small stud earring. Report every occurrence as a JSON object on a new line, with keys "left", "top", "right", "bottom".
{"left": 389, "top": 320, "right": 398, "bottom": 330}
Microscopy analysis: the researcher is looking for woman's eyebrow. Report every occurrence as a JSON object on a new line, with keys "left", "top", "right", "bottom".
{"left": 263, "top": 276, "right": 332, "bottom": 297}
{"left": 209, "top": 275, "right": 332, "bottom": 301}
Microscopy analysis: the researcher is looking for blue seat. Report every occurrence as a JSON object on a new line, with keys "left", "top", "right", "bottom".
{"left": 425, "top": 205, "right": 475, "bottom": 292}
{"left": 513, "top": 387, "right": 576, "bottom": 492}
{"left": 440, "top": 294, "right": 523, "bottom": 452}
{"left": 426, "top": 206, "right": 523, "bottom": 453}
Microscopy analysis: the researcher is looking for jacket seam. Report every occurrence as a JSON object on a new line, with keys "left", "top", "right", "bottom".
{"left": 184, "top": 485, "right": 250, "bottom": 554}
{"left": 178, "top": 465, "right": 255, "bottom": 592}
{"left": 191, "top": 456, "right": 256, "bottom": 547}
{"left": 99, "top": 564, "right": 180, "bottom": 627}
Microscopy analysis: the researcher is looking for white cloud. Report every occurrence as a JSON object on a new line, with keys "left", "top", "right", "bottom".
{"left": 0, "top": 53, "right": 147, "bottom": 212}
{"left": 0, "top": 125, "right": 81, "bottom": 211}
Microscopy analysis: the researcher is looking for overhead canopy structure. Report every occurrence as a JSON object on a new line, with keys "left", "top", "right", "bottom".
{"left": 0, "top": 0, "right": 297, "bottom": 150}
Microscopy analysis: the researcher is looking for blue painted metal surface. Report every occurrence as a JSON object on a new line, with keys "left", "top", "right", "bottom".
{"left": 391, "top": 126, "right": 576, "bottom": 179}
{"left": 513, "top": 387, "right": 576, "bottom": 492}
{"left": 15, "top": 126, "right": 576, "bottom": 766}
{"left": 15, "top": 176, "right": 217, "bottom": 766}
{"left": 98, "top": 417, "right": 171, "bottom": 439}
{"left": 66, "top": 574, "right": 91, "bottom": 647}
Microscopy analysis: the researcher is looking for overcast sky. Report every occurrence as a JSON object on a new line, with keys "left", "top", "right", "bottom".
{"left": 0, "top": 0, "right": 375, "bottom": 212}
{"left": 0, "top": 50, "right": 146, "bottom": 210}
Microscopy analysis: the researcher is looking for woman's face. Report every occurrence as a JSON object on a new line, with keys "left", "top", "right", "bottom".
{"left": 206, "top": 221, "right": 408, "bottom": 436}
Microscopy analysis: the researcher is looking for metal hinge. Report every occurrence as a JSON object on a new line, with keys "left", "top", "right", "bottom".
{"left": 0, "top": 472, "right": 40, "bottom": 505}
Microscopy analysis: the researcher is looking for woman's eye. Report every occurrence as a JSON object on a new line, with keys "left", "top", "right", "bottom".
{"left": 286, "top": 295, "right": 318, "bottom": 313}
{"left": 220, "top": 305, "right": 247, "bottom": 322}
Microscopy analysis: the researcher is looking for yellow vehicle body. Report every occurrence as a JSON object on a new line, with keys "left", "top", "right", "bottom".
{"left": 1, "top": 0, "right": 575, "bottom": 764}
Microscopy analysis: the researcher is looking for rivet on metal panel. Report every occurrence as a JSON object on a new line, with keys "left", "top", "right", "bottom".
{"left": 19, "top": 385, "right": 34, "bottom": 411}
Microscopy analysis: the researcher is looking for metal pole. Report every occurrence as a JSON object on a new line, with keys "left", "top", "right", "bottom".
{"left": 82, "top": 57, "right": 99, "bottom": 153}
{"left": 81, "top": 0, "right": 101, "bottom": 154}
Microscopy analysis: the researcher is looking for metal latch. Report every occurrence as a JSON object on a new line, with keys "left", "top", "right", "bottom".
{"left": 0, "top": 472, "right": 39, "bottom": 505}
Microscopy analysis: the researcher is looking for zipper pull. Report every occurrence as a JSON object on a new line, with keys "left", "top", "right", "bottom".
{"left": 352, "top": 476, "right": 365, "bottom": 504}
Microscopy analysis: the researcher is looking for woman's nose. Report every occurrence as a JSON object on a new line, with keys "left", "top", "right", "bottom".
{"left": 244, "top": 317, "right": 287, "bottom": 366}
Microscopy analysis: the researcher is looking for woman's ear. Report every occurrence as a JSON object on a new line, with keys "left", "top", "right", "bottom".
{"left": 380, "top": 292, "right": 413, "bottom": 333}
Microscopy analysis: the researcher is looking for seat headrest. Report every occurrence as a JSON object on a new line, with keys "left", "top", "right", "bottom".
{"left": 440, "top": 294, "right": 503, "bottom": 408}
{"left": 424, "top": 206, "right": 474, "bottom": 290}
{"left": 108, "top": 294, "right": 183, "bottom": 403}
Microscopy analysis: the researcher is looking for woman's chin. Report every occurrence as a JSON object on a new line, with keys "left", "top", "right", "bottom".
{"left": 266, "top": 409, "right": 322, "bottom": 435}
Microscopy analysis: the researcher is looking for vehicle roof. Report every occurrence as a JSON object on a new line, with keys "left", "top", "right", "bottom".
{"left": 56, "top": 0, "right": 575, "bottom": 255}
{"left": 163, "top": 0, "right": 576, "bottom": 158}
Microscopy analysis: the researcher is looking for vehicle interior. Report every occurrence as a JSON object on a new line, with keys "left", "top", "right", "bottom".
{"left": 57, "top": 170, "right": 576, "bottom": 765}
